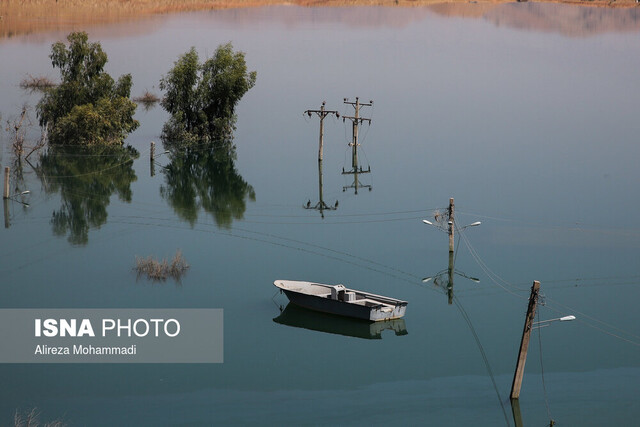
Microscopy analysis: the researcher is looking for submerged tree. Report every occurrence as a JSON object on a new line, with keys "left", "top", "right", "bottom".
{"left": 37, "top": 32, "right": 139, "bottom": 146}
{"left": 159, "top": 43, "right": 256, "bottom": 151}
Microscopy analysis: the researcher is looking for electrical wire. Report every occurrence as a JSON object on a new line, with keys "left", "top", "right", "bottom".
{"left": 536, "top": 310, "right": 554, "bottom": 425}
{"left": 453, "top": 295, "right": 511, "bottom": 427}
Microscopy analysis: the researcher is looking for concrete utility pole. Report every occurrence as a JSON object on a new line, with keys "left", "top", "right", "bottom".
{"left": 510, "top": 280, "right": 541, "bottom": 399}
{"left": 304, "top": 102, "right": 339, "bottom": 162}
{"left": 341, "top": 97, "right": 372, "bottom": 172}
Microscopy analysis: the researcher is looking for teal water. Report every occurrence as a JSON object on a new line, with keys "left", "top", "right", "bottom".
{"left": 1, "top": 4, "right": 640, "bottom": 426}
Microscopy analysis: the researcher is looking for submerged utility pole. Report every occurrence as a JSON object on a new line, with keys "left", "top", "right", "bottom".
{"left": 304, "top": 102, "right": 339, "bottom": 218}
{"left": 304, "top": 102, "right": 339, "bottom": 162}
{"left": 342, "top": 97, "right": 373, "bottom": 193}
{"left": 344, "top": 97, "right": 371, "bottom": 170}
{"left": 510, "top": 280, "right": 541, "bottom": 399}
{"left": 342, "top": 97, "right": 372, "bottom": 172}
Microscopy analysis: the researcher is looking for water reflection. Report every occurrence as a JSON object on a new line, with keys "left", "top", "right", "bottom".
{"left": 304, "top": 160, "right": 337, "bottom": 219}
{"left": 36, "top": 146, "right": 139, "bottom": 245}
{"left": 3, "top": 158, "right": 32, "bottom": 228}
{"left": 429, "top": 3, "right": 640, "bottom": 37}
{"left": 160, "top": 149, "right": 255, "bottom": 229}
{"left": 510, "top": 398, "right": 524, "bottom": 427}
{"left": 423, "top": 251, "right": 480, "bottom": 305}
{"left": 3, "top": 199, "right": 9, "bottom": 229}
{"left": 274, "top": 303, "right": 407, "bottom": 340}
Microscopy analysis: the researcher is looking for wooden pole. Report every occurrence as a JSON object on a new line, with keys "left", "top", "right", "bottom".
{"left": 3, "top": 166, "right": 9, "bottom": 199}
{"left": 448, "top": 197, "right": 455, "bottom": 252}
{"left": 341, "top": 97, "right": 371, "bottom": 177}
{"left": 352, "top": 97, "right": 359, "bottom": 170}
{"left": 318, "top": 103, "right": 325, "bottom": 162}
{"left": 510, "top": 280, "right": 541, "bottom": 399}
{"left": 304, "top": 103, "right": 338, "bottom": 163}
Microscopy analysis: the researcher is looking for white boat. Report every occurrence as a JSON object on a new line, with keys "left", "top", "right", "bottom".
{"left": 273, "top": 280, "right": 408, "bottom": 322}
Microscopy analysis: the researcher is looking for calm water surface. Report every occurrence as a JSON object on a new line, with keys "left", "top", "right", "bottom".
{"left": 1, "top": 4, "right": 639, "bottom": 426}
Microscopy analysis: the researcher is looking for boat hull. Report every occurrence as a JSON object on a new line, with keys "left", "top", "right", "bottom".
{"left": 275, "top": 280, "right": 407, "bottom": 322}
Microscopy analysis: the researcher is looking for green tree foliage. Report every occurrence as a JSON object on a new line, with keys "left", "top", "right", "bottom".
{"left": 37, "top": 32, "right": 139, "bottom": 146}
{"left": 160, "top": 43, "right": 256, "bottom": 150}
{"left": 37, "top": 145, "right": 139, "bottom": 245}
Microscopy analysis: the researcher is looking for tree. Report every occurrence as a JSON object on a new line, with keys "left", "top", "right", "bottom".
{"left": 160, "top": 43, "right": 256, "bottom": 151}
{"left": 37, "top": 32, "right": 139, "bottom": 146}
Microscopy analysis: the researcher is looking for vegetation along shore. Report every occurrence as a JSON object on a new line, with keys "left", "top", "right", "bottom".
{"left": 1, "top": 0, "right": 638, "bottom": 39}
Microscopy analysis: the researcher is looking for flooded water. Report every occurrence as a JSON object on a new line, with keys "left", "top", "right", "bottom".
{"left": 1, "top": 4, "right": 640, "bottom": 426}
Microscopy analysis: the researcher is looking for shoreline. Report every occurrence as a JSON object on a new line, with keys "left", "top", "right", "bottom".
{"left": 1, "top": 0, "right": 638, "bottom": 39}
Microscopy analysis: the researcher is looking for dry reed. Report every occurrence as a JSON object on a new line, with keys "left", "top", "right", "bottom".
{"left": 19, "top": 75, "right": 56, "bottom": 91}
{"left": 135, "top": 249, "right": 190, "bottom": 282}
{"left": 133, "top": 90, "right": 161, "bottom": 110}
{"left": 133, "top": 90, "right": 161, "bottom": 104}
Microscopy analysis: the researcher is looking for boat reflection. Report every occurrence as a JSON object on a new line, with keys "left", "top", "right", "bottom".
{"left": 274, "top": 303, "right": 407, "bottom": 340}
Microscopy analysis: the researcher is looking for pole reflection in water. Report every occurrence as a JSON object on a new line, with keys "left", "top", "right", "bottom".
{"left": 274, "top": 303, "right": 407, "bottom": 340}
{"left": 303, "top": 160, "right": 337, "bottom": 219}
{"left": 423, "top": 250, "right": 479, "bottom": 305}
{"left": 342, "top": 165, "right": 372, "bottom": 195}
{"left": 3, "top": 198, "right": 9, "bottom": 229}
{"left": 510, "top": 397, "right": 524, "bottom": 427}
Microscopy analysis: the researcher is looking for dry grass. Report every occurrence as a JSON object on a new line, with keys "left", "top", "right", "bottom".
{"left": 19, "top": 75, "right": 56, "bottom": 92}
{"left": 135, "top": 249, "right": 190, "bottom": 282}
{"left": 1, "top": 0, "right": 637, "bottom": 39}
